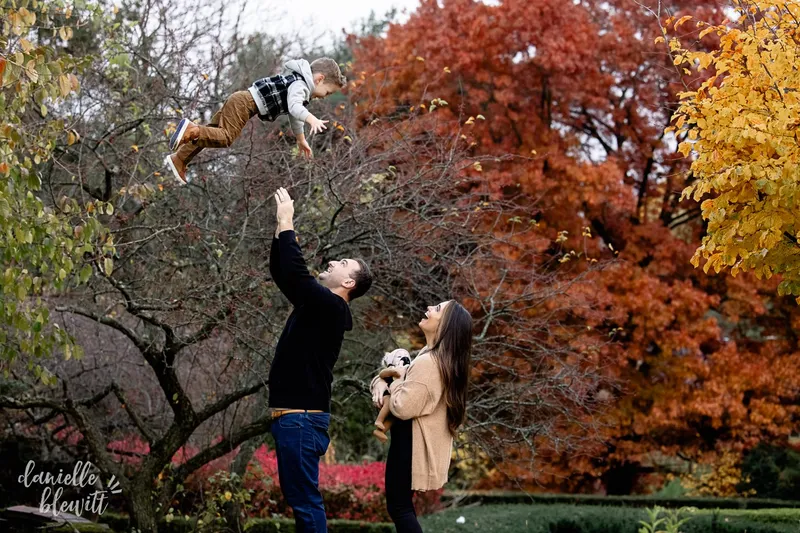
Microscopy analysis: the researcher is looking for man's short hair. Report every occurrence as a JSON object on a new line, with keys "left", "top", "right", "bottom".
{"left": 349, "top": 259, "right": 373, "bottom": 301}
{"left": 310, "top": 58, "right": 347, "bottom": 89}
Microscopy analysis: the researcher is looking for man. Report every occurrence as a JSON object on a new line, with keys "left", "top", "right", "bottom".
{"left": 269, "top": 187, "right": 373, "bottom": 532}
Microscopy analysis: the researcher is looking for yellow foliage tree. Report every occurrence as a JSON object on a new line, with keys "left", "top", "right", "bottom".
{"left": 668, "top": 1, "right": 800, "bottom": 299}
{"left": 678, "top": 450, "right": 756, "bottom": 498}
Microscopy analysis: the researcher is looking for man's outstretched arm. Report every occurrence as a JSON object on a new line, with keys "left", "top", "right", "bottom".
{"left": 274, "top": 187, "right": 329, "bottom": 305}
{"left": 269, "top": 230, "right": 298, "bottom": 304}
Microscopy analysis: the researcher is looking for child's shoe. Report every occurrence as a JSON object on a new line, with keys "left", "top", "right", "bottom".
{"left": 169, "top": 118, "right": 198, "bottom": 151}
{"left": 373, "top": 429, "right": 388, "bottom": 443}
{"left": 164, "top": 154, "right": 187, "bottom": 185}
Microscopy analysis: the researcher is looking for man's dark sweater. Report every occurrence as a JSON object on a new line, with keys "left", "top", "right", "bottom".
{"left": 268, "top": 230, "right": 353, "bottom": 412}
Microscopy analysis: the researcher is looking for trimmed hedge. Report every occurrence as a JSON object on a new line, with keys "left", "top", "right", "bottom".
{"left": 50, "top": 525, "right": 112, "bottom": 533}
{"left": 93, "top": 512, "right": 393, "bottom": 533}
{"left": 443, "top": 490, "right": 800, "bottom": 509}
{"left": 244, "top": 518, "right": 393, "bottom": 532}
{"left": 40, "top": 504, "right": 800, "bottom": 533}
{"left": 419, "top": 504, "right": 800, "bottom": 533}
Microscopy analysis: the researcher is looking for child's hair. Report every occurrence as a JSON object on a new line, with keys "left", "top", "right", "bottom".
{"left": 310, "top": 58, "right": 347, "bottom": 89}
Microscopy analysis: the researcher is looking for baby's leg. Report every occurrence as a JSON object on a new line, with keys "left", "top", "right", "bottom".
{"left": 374, "top": 395, "right": 392, "bottom": 431}
{"left": 382, "top": 414, "right": 394, "bottom": 433}
{"left": 372, "top": 427, "right": 389, "bottom": 443}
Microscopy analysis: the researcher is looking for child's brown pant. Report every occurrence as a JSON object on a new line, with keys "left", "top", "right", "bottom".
{"left": 175, "top": 90, "right": 259, "bottom": 166}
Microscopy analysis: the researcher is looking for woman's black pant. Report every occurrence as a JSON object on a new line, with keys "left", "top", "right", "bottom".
{"left": 385, "top": 417, "right": 423, "bottom": 532}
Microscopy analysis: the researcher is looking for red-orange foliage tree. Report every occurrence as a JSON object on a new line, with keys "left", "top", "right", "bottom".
{"left": 351, "top": 0, "right": 800, "bottom": 493}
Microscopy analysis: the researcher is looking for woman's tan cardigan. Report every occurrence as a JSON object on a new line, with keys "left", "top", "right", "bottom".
{"left": 370, "top": 351, "right": 452, "bottom": 491}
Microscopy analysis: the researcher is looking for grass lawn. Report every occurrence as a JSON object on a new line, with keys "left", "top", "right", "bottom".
{"left": 418, "top": 504, "right": 800, "bottom": 533}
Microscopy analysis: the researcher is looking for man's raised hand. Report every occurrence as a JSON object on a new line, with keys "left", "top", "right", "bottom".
{"left": 274, "top": 187, "right": 295, "bottom": 232}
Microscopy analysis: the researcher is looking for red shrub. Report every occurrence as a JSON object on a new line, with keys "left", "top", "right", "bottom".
{"left": 186, "top": 444, "right": 442, "bottom": 522}
{"left": 104, "top": 434, "right": 443, "bottom": 522}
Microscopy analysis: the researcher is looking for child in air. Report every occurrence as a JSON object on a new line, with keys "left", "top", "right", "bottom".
{"left": 165, "top": 58, "right": 346, "bottom": 184}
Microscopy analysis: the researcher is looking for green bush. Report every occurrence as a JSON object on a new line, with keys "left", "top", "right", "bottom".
{"left": 699, "top": 508, "right": 800, "bottom": 526}
{"left": 652, "top": 478, "right": 689, "bottom": 498}
{"left": 418, "top": 504, "right": 800, "bottom": 533}
{"left": 97, "top": 512, "right": 128, "bottom": 532}
{"left": 243, "top": 518, "right": 393, "bottom": 532}
{"left": 94, "top": 512, "right": 393, "bottom": 533}
{"left": 443, "top": 490, "right": 800, "bottom": 509}
{"left": 46, "top": 504, "right": 800, "bottom": 533}
{"left": 738, "top": 444, "right": 800, "bottom": 501}
{"left": 50, "top": 525, "right": 113, "bottom": 533}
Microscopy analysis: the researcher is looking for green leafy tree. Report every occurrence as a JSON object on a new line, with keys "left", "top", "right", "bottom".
{"left": 1, "top": 0, "right": 112, "bottom": 374}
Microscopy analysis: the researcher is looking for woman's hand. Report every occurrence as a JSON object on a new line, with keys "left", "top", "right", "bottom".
{"left": 372, "top": 379, "right": 389, "bottom": 408}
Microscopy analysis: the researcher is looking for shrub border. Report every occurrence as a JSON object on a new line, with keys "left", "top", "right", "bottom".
{"left": 442, "top": 491, "right": 800, "bottom": 509}
{"left": 90, "top": 512, "right": 394, "bottom": 533}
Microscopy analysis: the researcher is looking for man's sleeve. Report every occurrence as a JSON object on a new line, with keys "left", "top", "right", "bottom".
{"left": 286, "top": 82, "right": 310, "bottom": 135}
{"left": 270, "top": 236, "right": 299, "bottom": 304}
{"left": 277, "top": 230, "right": 330, "bottom": 305}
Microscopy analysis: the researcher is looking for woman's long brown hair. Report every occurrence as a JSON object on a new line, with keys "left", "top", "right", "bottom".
{"left": 429, "top": 300, "right": 473, "bottom": 436}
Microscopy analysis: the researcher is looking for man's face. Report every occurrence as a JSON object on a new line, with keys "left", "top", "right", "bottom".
{"left": 318, "top": 258, "right": 359, "bottom": 290}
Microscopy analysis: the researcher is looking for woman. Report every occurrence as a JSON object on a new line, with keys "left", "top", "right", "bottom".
{"left": 370, "top": 300, "right": 473, "bottom": 532}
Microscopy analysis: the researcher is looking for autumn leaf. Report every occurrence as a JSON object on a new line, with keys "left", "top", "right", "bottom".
{"left": 103, "top": 257, "right": 114, "bottom": 276}
{"left": 58, "top": 74, "right": 71, "bottom": 97}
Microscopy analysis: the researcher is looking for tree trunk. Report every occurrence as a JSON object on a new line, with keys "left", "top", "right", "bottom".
{"left": 223, "top": 436, "right": 261, "bottom": 533}
{"left": 223, "top": 386, "right": 270, "bottom": 532}
{"left": 128, "top": 480, "right": 159, "bottom": 533}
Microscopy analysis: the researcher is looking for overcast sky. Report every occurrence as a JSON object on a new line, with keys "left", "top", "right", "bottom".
{"left": 239, "top": 0, "right": 420, "bottom": 46}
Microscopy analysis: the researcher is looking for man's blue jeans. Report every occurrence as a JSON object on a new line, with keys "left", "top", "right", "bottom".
{"left": 271, "top": 412, "right": 331, "bottom": 532}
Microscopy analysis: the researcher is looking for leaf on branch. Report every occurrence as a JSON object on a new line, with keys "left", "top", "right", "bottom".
{"left": 58, "top": 75, "right": 71, "bottom": 97}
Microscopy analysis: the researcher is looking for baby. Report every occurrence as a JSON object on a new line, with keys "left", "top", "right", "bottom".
{"left": 373, "top": 348, "right": 412, "bottom": 443}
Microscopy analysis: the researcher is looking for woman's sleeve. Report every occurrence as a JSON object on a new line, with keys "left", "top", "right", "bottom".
{"left": 388, "top": 358, "right": 441, "bottom": 420}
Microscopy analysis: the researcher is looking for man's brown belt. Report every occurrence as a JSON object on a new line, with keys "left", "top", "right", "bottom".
{"left": 270, "top": 409, "right": 324, "bottom": 419}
